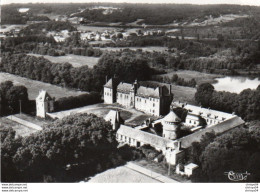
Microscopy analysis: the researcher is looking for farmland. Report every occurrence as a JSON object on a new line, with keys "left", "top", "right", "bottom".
{"left": 157, "top": 70, "right": 222, "bottom": 85}
{"left": 0, "top": 72, "right": 87, "bottom": 100}
{"left": 27, "top": 54, "right": 100, "bottom": 68}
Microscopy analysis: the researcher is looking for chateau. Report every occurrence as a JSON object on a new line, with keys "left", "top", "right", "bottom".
{"left": 113, "top": 104, "right": 245, "bottom": 166}
{"left": 104, "top": 77, "right": 173, "bottom": 116}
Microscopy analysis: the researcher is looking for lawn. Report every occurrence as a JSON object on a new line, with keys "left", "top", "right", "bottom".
{"left": 127, "top": 114, "right": 157, "bottom": 126}
{"left": 144, "top": 81, "right": 196, "bottom": 104}
{"left": 157, "top": 70, "right": 222, "bottom": 85}
{"left": 0, "top": 72, "right": 87, "bottom": 100}
{"left": 135, "top": 160, "right": 190, "bottom": 183}
{"left": 0, "top": 117, "right": 38, "bottom": 137}
{"left": 87, "top": 165, "right": 160, "bottom": 183}
{"left": 99, "top": 46, "right": 167, "bottom": 53}
{"left": 28, "top": 54, "right": 99, "bottom": 68}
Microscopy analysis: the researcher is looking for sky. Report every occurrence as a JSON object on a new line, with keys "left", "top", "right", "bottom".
{"left": 2, "top": 0, "right": 260, "bottom": 6}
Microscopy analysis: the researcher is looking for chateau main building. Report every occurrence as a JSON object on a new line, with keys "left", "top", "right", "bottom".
{"left": 104, "top": 78, "right": 173, "bottom": 116}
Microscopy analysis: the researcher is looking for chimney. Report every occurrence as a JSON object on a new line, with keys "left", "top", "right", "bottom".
{"left": 169, "top": 84, "right": 172, "bottom": 95}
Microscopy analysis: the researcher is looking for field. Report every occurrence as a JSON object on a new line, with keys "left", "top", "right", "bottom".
{"left": 28, "top": 54, "right": 99, "bottom": 68}
{"left": 0, "top": 24, "right": 27, "bottom": 33}
{"left": 158, "top": 70, "right": 222, "bottom": 85}
{"left": 145, "top": 81, "right": 196, "bottom": 104}
{"left": 0, "top": 117, "right": 38, "bottom": 137}
{"left": 0, "top": 72, "right": 87, "bottom": 100}
{"left": 77, "top": 25, "right": 120, "bottom": 32}
{"left": 88, "top": 165, "right": 160, "bottom": 183}
{"left": 99, "top": 46, "right": 168, "bottom": 53}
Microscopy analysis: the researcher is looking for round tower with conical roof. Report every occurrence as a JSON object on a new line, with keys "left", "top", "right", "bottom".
{"left": 162, "top": 109, "right": 181, "bottom": 140}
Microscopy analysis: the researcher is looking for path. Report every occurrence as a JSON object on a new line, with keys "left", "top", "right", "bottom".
{"left": 6, "top": 115, "right": 43, "bottom": 131}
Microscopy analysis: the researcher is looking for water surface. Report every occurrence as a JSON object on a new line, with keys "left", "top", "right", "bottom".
{"left": 213, "top": 76, "right": 260, "bottom": 93}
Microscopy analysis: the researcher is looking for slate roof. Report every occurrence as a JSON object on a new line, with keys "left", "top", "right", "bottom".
{"left": 104, "top": 78, "right": 113, "bottom": 88}
{"left": 163, "top": 110, "right": 181, "bottom": 123}
{"left": 136, "top": 86, "right": 160, "bottom": 98}
{"left": 105, "top": 110, "right": 124, "bottom": 124}
{"left": 179, "top": 116, "right": 245, "bottom": 148}
{"left": 184, "top": 104, "right": 234, "bottom": 119}
{"left": 36, "top": 90, "right": 52, "bottom": 102}
{"left": 117, "top": 82, "right": 133, "bottom": 93}
{"left": 117, "top": 125, "right": 177, "bottom": 149}
{"left": 104, "top": 78, "right": 119, "bottom": 89}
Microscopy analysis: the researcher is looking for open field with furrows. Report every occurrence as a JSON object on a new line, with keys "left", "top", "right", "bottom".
{"left": 0, "top": 117, "right": 38, "bottom": 137}
{"left": 0, "top": 72, "right": 87, "bottom": 100}
{"left": 158, "top": 70, "right": 223, "bottom": 85}
{"left": 99, "top": 46, "right": 168, "bottom": 53}
{"left": 27, "top": 54, "right": 100, "bottom": 68}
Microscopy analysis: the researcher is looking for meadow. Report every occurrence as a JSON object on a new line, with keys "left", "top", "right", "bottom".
{"left": 0, "top": 72, "right": 87, "bottom": 100}
{"left": 28, "top": 54, "right": 99, "bottom": 68}
{"left": 157, "top": 70, "right": 222, "bottom": 85}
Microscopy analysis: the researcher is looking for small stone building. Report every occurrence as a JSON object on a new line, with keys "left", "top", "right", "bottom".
{"left": 36, "top": 90, "right": 54, "bottom": 118}
{"left": 105, "top": 110, "right": 124, "bottom": 130}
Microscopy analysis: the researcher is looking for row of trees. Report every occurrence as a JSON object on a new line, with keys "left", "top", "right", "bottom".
{"left": 189, "top": 125, "right": 260, "bottom": 182}
{"left": 195, "top": 83, "right": 260, "bottom": 121}
{"left": 54, "top": 92, "right": 101, "bottom": 112}
{"left": 1, "top": 52, "right": 154, "bottom": 93}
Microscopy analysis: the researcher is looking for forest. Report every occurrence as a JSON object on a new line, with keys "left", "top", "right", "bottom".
{"left": 189, "top": 125, "right": 260, "bottom": 182}
{"left": 2, "top": 3, "right": 259, "bottom": 25}
{"left": 1, "top": 113, "right": 163, "bottom": 182}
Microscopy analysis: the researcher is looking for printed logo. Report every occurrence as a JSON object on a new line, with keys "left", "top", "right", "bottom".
{"left": 224, "top": 171, "right": 250, "bottom": 181}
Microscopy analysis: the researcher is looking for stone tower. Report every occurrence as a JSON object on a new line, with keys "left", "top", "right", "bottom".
{"left": 162, "top": 109, "right": 181, "bottom": 140}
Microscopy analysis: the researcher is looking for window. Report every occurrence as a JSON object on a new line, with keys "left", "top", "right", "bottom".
{"left": 153, "top": 103, "right": 155, "bottom": 107}
{"left": 190, "top": 120, "right": 192, "bottom": 124}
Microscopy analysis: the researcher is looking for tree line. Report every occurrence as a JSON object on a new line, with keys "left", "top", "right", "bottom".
{"left": 195, "top": 83, "right": 260, "bottom": 121}
{"left": 1, "top": 52, "right": 154, "bottom": 93}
